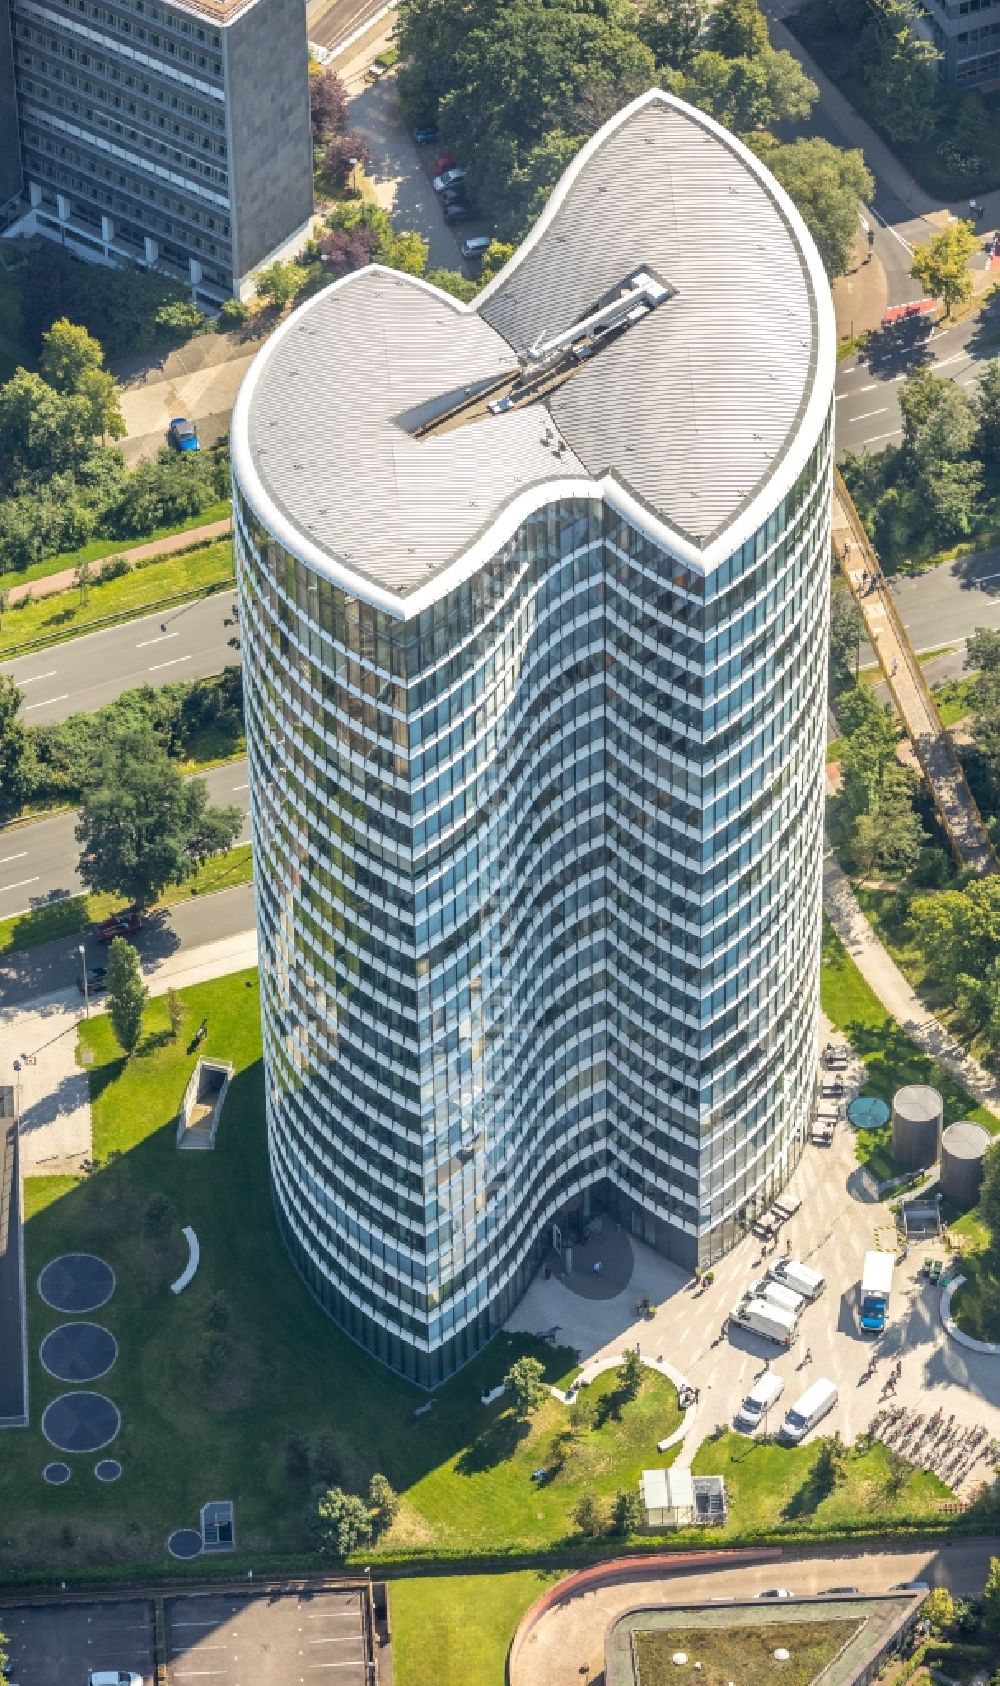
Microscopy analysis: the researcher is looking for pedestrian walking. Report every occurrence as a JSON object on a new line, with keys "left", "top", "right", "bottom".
{"left": 891, "top": 658, "right": 898, "bottom": 676}
{"left": 785, "top": 1237, "right": 792, "bottom": 1255}
{"left": 971, "top": 197, "right": 978, "bottom": 220}
{"left": 979, "top": 204, "right": 986, "bottom": 223}
{"left": 804, "top": 1346, "right": 812, "bottom": 1364}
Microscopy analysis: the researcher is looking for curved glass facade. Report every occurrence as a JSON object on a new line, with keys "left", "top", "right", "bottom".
{"left": 233, "top": 410, "right": 832, "bottom": 1387}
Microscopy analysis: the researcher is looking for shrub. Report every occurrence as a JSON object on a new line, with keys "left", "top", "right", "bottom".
{"left": 309, "top": 1486, "right": 371, "bottom": 1559}
{"left": 572, "top": 1493, "right": 607, "bottom": 1537}
{"left": 97, "top": 554, "right": 131, "bottom": 583}
{"left": 143, "top": 1191, "right": 174, "bottom": 1239}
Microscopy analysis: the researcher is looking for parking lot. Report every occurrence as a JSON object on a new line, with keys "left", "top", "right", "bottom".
{"left": 3, "top": 1598, "right": 155, "bottom": 1685}
{"left": 1, "top": 1586, "right": 373, "bottom": 1686}
{"left": 508, "top": 1031, "right": 1000, "bottom": 1472}
{"left": 164, "top": 1587, "right": 371, "bottom": 1685}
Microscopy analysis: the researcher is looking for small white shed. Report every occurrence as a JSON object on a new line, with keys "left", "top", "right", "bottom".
{"left": 641, "top": 1467, "right": 695, "bottom": 1527}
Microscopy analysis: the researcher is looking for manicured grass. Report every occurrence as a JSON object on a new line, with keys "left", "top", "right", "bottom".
{"left": 690, "top": 1430, "right": 949, "bottom": 1537}
{"left": 820, "top": 917, "right": 1000, "bottom": 1132}
{"left": 950, "top": 1251, "right": 1000, "bottom": 1342}
{"left": 854, "top": 1127, "right": 901, "bottom": 1186}
{"left": 177, "top": 727, "right": 245, "bottom": 771}
{"left": 933, "top": 675, "right": 978, "bottom": 729}
{"left": 0, "top": 843, "right": 251, "bottom": 957}
{"left": 4, "top": 966, "right": 677, "bottom": 1579}
{"left": 0, "top": 539, "right": 234, "bottom": 656}
{"left": 634, "top": 1619, "right": 863, "bottom": 1686}
{"left": 0, "top": 502, "right": 231, "bottom": 592}
{"left": 391, "top": 1571, "right": 558, "bottom": 1686}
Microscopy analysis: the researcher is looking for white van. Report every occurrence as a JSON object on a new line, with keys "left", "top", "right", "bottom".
{"left": 735, "top": 1368, "right": 785, "bottom": 1432}
{"left": 779, "top": 1377, "right": 838, "bottom": 1444}
{"left": 769, "top": 1259, "right": 825, "bottom": 1302}
{"left": 730, "top": 1297, "right": 797, "bottom": 1347}
{"left": 751, "top": 1277, "right": 805, "bottom": 1318}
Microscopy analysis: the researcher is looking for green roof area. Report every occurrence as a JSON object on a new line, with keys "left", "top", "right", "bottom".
{"left": 606, "top": 1596, "right": 918, "bottom": 1686}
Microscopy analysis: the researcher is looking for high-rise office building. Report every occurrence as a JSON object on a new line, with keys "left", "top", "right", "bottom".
{"left": 2, "top": 0, "right": 314, "bottom": 302}
{"left": 231, "top": 88, "right": 836, "bottom": 1386}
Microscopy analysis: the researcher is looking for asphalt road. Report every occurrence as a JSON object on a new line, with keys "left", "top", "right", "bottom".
{"left": 835, "top": 309, "right": 1000, "bottom": 457}
{"left": 2, "top": 593, "right": 239, "bottom": 724}
{"left": 307, "top": 0, "right": 389, "bottom": 51}
{"left": 0, "top": 756, "right": 249, "bottom": 927}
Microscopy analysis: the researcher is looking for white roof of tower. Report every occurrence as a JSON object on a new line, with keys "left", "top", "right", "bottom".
{"left": 232, "top": 88, "right": 834, "bottom": 617}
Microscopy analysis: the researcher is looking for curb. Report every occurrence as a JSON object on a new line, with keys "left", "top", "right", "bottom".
{"left": 941, "top": 1274, "right": 1000, "bottom": 1355}
{"left": 1, "top": 575, "right": 235, "bottom": 661}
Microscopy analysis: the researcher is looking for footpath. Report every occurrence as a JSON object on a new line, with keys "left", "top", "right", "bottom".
{"left": 4, "top": 516, "right": 233, "bottom": 607}
{"left": 823, "top": 848, "right": 1000, "bottom": 1118}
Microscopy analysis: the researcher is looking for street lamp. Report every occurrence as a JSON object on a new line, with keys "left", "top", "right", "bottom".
{"left": 348, "top": 156, "right": 358, "bottom": 196}
{"left": 78, "top": 942, "right": 89, "bottom": 1019}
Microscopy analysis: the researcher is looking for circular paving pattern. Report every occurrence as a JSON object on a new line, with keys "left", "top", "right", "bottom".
{"left": 94, "top": 1459, "right": 122, "bottom": 1483}
{"left": 38, "top": 1254, "right": 115, "bottom": 1314}
{"left": 43, "top": 1462, "right": 71, "bottom": 1485}
{"left": 40, "top": 1322, "right": 117, "bottom": 1383}
{"left": 41, "top": 1392, "right": 121, "bottom": 1453}
{"left": 167, "top": 1528, "right": 202, "bottom": 1560}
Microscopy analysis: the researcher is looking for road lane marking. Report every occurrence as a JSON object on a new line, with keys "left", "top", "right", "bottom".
{"left": 17, "top": 670, "right": 57, "bottom": 684}
{"left": 934, "top": 351, "right": 968, "bottom": 369}
{"left": 862, "top": 430, "right": 902, "bottom": 443}
{"left": 0, "top": 876, "right": 40, "bottom": 895}
{"left": 852, "top": 409, "right": 889, "bottom": 422}
{"left": 148, "top": 655, "right": 192, "bottom": 672}
{"left": 0, "top": 852, "right": 28, "bottom": 866}
{"left": 232, "top": 782, "right": 248, "bottom": 790}
{"left": 24, "top": 694, "right": 68, "bottom": 711}
{"left": 136, "top": 631, "right": 179, "bottom": 648}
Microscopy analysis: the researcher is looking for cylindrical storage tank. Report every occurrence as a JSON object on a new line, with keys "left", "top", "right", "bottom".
{"left": 891, "top": 1084, "right": 943, "bottom": 1170}
{"left": 940, "top": 1121, "right": 991, "bottom": 1209}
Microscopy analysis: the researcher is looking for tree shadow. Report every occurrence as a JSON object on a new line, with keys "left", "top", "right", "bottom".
{"left": 593, "top": 1384, "right": 631, "bottom": 1431}
{"left": 139, "top": 1027, "right": 174, "bottom": 1057}
{"left": 781, "top": 1446, "right": 843, "bottom": 1520}
{"left": 454, "top": 1408, "right": 529, "bottom": 1475}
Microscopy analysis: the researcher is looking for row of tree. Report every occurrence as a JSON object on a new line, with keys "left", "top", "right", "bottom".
{"left": 834, "top": 684, "right": 928, "bottom": 878}
{"left": 0, "top": 666, "right": 243, "bottom": 821}
{"left": 394, "top": 0, "right": 873, "bottom": 277}
{"left": 841, "top": 363, "right": 1000, "bottom": 563}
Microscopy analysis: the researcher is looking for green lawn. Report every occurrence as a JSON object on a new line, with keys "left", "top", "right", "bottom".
{"left": 0, "top": 539, "right": 234, "bottom": 657}
{"left": 820, "top": 917, "right": 1000, "bottom": 1132}
{"left": 391, "top": 1571, "right": 558, "bottom": 1686}
{"left": 950, "top": 1251, "right": 1000, "bottom": 1343}
{"left": 5, "top": 967, "right": 681, "bottom": 1580}
{"left": 633, "top": 1619, "right": 863, "bottom": 1686}
{"left": 933, "top": 675, "right": 978, "bottom": 729}
{"left": 0, "top": 843, "right": 251, "bottom": 957}
{"left": 691, "top": 1431, "right": 949, "bottom": 1537}
{"left": 0, "top": 502, "right": 231, "bottom": 592}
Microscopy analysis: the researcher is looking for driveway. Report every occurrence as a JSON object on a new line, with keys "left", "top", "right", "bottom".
{"left": 348, "top": 76, "right": 489, "bottom": 271}
{"left": 113, "top": 327, "right": 266, "bottom": 464}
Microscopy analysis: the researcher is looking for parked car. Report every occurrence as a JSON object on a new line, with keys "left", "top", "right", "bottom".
{"left": 460, "top": 235, "right": 492, "bottom": 264}
{"left": 77, "top": 966, "right": 108, "bottom": 994}
{"left": 824, "top": 1586, "right": 859, "bottom": 1596}
{"left": 442, "top": 183, "right": 467, "bottom": 206}
{"left": 444, "top": 201, "right": 479, "bottom": 224}
{"left": 433, "top": 166, "right": 465, "bottom": 194}
{"left": 413, "top": 124, "right": 439, "bottom": 145}
{"left": 779, "top": 1377, "right": 838, "bottom": 1445}
{"left": 89, "top": 1673, "right": 143, "bottom": 1686}
{"left": 734, "top": 1368, "right": 784, "bottom": 1433}
{"left": 893, "top": 1582, "right": 930, "bottom": 1594}
{"left": 96, "top": 911, "right": 141, "bottom": 943}
{"left": 364, "top": 57, "right": 391, "bottom": 81}
{"left": 756, "top": 1588, "right": 794, "bottom": 1600}
{"left": 433, "top": 152, "right": 457, "bottom": 174}
{"left": 168, "top": 416, "right": 199, "bottom": 452}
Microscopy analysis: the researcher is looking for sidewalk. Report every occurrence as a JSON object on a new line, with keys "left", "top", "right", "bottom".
{"left": 823, "top": 848, "right": 1000, "bottom": 1115}
{"left": 0, "top": 924, "right": 258, "bottom": 1175}
{"left": 832, "top": 233, "right": 887, "bottom": 340}
{"left": 4, "top": 517, "right": 233, "bottom": 606}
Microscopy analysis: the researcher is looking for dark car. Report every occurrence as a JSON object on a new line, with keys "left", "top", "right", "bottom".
{"left": 364, "top": 57, "right": 391, "bottom": 81}
{"left": 823, "top": 1587, "right": 858, "bottom": 1596}
{"left": 77, "top": 966, "right": 108, "bottom": 994}
{"left": 168, "top": 416, "right": 199, "bottom": 452}
{"left": 96, "top": 911, "right": 141, "bottom": 943}
{"left": 413, "top": 124, "right": 439, "bottom": 145}
{"left": 441, "top": 184, "right": 468, "bottom": 207}
{"left": 444, "top": 200, "right": 479, "bottom": 224}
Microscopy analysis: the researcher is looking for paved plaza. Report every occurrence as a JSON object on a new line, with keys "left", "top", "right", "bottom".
{"left": 506, "top": 1038, "right": 1000, "bottom": 1466}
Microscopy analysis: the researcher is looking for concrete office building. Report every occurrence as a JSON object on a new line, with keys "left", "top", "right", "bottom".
{"left": 920, "top": 0, "right": 1000, "bottom": 85}
{"left": 231, "top": 89, "right": 836, "bottom": 1385}
{"left": 2, "top": 0, "right": 313, "bottom": 302}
